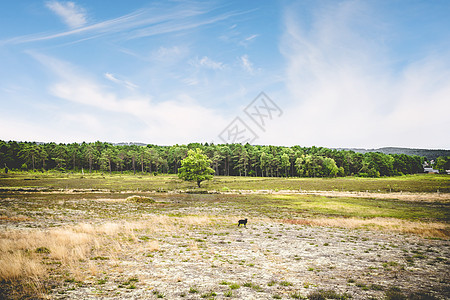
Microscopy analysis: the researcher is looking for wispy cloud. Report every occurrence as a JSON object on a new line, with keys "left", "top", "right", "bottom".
{"left": 2, "top": 3, "right": 248, "bottom": 46}
{"left": 46, "top": 1, "right": 87, "bottom": 28}
{"left": 245, "top": 34, "right": 258, "bottom": 42}
{"left": 240, "top": 55, "right": 254, "bottom": 73}
{"left": 190, "top": 56, "right": 225, "bottom": 70}
{"left": 239, "top": 34, "right": 259, "bottom": 47}
{"left": 104, "top": 73, "right": 138, "bottom": 90}
{"left": 30, "top": 53, "right": 227, "bottom": 143}
{"left": 275, "top": 1, "right": 450, "bottom": 148}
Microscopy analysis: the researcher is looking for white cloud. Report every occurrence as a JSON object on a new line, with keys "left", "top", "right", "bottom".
{"left": 3, "top": 3, "right": 249, "bottom": 46}
{"left": 104, "top": 72, "right": 119, "bottom": 83}
{"left": 104, "top": 72, "right": 138, "bottom": 90}
{"left": 182, "top": 77, "right": 199, "bottom": 86}
{"left": 46, "top": 1, "right": 87, "bottom": 28}
{"left": 190, "top": 56, "right": 225, "bottom": 70}
{"left": 274, "top": 1, "right": 450, "bottom": 149}
{"left": 245, "top": 34, "right": 258, "bottom": 42}
{"left": 30, "top": 53, "right": 228, "bottom": 144}
{"left": 240, "top": 55, "right": 253, "bottom": 74}
{"left": 153, "top": 46, "right": 185, "bottom": 61}
{"left": 239, "top": 34, "right": 259, "bottom": 47}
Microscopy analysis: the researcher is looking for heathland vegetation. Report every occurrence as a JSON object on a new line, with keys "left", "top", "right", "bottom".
{"left": 1, "top": 141, "right": 449, "bottom": 299}
{"left": 1, "top": 173, "right": 449, "bottom": 299}
{"left": 1, "top": 140, "right": 435, "bottom": 178}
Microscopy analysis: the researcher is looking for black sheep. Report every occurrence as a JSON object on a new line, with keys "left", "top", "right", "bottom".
{"left": 238, "top": 218, "right": 247, "bottom": 227}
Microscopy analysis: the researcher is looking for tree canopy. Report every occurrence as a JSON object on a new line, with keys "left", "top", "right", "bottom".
{"left": 0, "top": 140, "right": 429, "bottom": 178}
{"left": 177, "top": 148, "right": 214, "bottom": 187}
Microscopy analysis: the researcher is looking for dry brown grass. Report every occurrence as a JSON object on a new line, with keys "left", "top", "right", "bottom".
{"left": 282, "top": 217, "right": 450, "bottom": 238}
{"left": 0, "top": 214, "right": 216, "bottom": 298}
{"left": 0, "top": 215, "right": 32, "bottom": 222}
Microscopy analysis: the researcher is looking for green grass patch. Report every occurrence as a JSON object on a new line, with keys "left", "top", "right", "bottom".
{"left": 262, "top": 194, "right": 449, "bottom": 221}
{"left": 1, "top": 172, "right": 449, "bottom": 193}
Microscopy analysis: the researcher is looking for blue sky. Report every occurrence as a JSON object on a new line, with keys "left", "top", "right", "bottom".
{"left": 1, "top": 0, "right": 449, "bottom": 148}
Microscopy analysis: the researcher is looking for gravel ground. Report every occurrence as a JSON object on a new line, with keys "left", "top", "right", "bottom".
{"left": 52, "top": 218, "right": 449, "bottom": 299}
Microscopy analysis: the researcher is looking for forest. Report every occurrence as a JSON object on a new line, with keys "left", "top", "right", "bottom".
{"left": 0, "top": 140, "right": 432, "bottom": 178}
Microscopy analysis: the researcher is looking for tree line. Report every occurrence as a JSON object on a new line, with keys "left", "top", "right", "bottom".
{"left": 0, "top": 140, "right": 428, "bottom": 177}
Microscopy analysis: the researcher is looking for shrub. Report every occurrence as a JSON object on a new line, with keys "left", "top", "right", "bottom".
{"left": 201, "top": 291, "right": 216, "bottom": 298}
{"left": 369, "top": 284, "right": 383, "bottom": 291}
{"left": 307, "top": 289, "right": 350, "bottom": 300}
{"left": 291, "top": 292, "right": 306, "bottom": 299}
{"left": 408, "top": 291, "right": 438, "bottom": 300}
{"left": 126, "top": 195, "right": 155, "bottom": 203}
{"left": 35, "top": 247, "right": 51, "bottom": 254}
{"left": 385, "top": 287, "right": 406, "bottom": 300}
{"left": 229, "top": 283, "right": 240, "bottom": 290}
{"left": 280, "top": 281, "right": 293, "bottom": 286}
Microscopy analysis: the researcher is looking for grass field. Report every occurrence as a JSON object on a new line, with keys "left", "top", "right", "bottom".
{"left": 0, "top": 172, "right": 449, "bottom": 299}
{"left": 1, "top": 171, "right": 449, "bottom": 193}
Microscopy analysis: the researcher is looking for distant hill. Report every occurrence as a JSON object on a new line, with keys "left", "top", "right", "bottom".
{"left": 337, "top": 147, "right": 450, "bottom": 161}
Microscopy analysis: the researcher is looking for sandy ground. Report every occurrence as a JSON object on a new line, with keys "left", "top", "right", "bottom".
{"left": 50, "top": 218, "right": 449, "bottom": 299}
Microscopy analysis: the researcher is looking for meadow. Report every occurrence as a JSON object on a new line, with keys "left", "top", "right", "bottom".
{"left": 1, "top": 171, "right": 449, "bottom": 193}
{"left": 0, "top": 172, "right": 449, "bottom": 299}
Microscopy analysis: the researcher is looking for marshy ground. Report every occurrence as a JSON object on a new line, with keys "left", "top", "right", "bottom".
{"left": 0, "top": 173, "right": 449, "bottom": 299}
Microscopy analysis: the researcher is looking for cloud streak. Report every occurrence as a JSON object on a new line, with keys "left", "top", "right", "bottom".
{"left": 2, "top": 3, "right": 248, "bottom": 46}
{"left": 46, "top": 1, "right": 87, "bottom": 28}
{"left": 104, "top": 73, "right": 138, "bottom": 90}
{"left": 240, "top": 55, "right": 254, "bottom": 74}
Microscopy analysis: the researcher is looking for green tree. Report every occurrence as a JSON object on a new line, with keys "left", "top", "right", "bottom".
{"left": 280, "top": 153, "right": 290, "bottom": 177}
{"left": 19, "top": 143, "right": 40, "bottom": 170}
{"left": 178, "top": 148, "right": 214, "bottom": 187}
{"left": 67, "top": 143, "right": 80, "bottom": 170}
{"left": 169, "top": 145, "right": 188, "bottom": 173}
{"left": 322, "top": 157, "right": 339, "bottom": 177}
{"left": 52, "top": 144, "right": 67, "bottom": 170}
{"left": 128, "top": 149, "right": 139, "bottom": 175}
{"left": 84, "top": 144, "right": 98, "bottom": 173}
{"left": 100, "top": 148, "right": 117, "bottom": 175}
{"left": 233, "top": 144, "right": 249, "bottom": 176}
{"left": 435, "top": 156, "right": 450, "bottom": 174}
{"left": 116, "top": 148, "right": 127, "bottom": 173}
{"left": 38, "top": 146, "right": 48, "bottom": 170}
{"left": 209, "top": 145, "right": 224, "bottom": 175}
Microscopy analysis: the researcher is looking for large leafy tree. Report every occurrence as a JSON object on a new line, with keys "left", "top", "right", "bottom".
{"left": 178, "top": 148, "right": 214, "bottom": 187}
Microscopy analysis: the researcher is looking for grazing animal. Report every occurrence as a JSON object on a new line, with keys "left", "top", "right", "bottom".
{"left": 238, "top": 218, "right": 248, "bottom": 227}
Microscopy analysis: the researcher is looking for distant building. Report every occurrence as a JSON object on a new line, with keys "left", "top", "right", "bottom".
{"left": 424, "top": 167, "right": 439, "bottom": 174}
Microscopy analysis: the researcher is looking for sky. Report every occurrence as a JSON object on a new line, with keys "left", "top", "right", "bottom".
{"left": 0, "top": 0, "right": 449, "bottom": 149}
